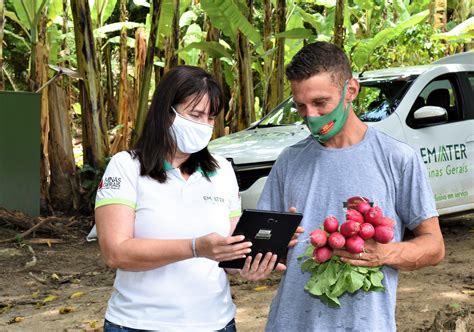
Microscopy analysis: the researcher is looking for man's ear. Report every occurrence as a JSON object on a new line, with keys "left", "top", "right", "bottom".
{"left": 347, "top": 78, "right": 360, "bottom": 102}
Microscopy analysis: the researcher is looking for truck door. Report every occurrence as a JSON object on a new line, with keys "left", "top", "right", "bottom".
{"left": 404, "top": 72, "right": 474, "bottom": 214}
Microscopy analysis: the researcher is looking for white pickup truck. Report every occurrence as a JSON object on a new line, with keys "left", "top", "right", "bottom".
{"left": 209, "top": 52, "right": 474, "bottom": 216}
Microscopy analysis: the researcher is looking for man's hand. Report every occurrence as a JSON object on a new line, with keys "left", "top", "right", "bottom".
{"left": 335, "top": 218, "right": 444, "bottom": 271}
{"left": 334, "top": 239, "right": 392, "bottom": 267}
{"left": 288, "top": 206, "right": 305, "bottom": 247}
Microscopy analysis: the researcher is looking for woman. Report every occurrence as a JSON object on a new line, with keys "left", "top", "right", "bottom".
{"left": 95, "top": 66, "right": 286, "bottom": 331}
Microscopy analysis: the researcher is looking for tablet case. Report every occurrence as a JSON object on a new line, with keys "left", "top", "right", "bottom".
{"left": 218, "top": 209, "right": 303, "bottom": 269}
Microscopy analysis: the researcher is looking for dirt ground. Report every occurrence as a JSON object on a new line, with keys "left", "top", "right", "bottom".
{"left": 0, "top": 213, "right": 473, "bottom": 331}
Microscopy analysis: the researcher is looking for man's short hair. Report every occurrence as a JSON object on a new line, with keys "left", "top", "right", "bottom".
{"left": 285, "top": 42, "right": 352, "bottom": 88}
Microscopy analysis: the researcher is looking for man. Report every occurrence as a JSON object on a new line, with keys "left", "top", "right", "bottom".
{"left": 257, "top": 41, "right": 445, "bottom": 331}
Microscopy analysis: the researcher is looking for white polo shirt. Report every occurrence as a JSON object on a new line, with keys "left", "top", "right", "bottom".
{"left": 95, "top": 151, "right": 241, "bottom": 331}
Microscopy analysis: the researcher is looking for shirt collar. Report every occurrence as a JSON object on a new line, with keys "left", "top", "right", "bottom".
{"left": 164, "top": 161, "right": 217, "bottom": 177}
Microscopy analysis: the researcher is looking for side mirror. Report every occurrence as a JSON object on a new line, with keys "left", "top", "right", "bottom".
{"left": 413, "top": 106, "right": 448, "bottom": 127}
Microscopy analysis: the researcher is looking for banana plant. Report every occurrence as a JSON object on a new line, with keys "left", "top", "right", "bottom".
{"left": 201, "top": 0, "right": 263, "bottom": 54}
{"left": 90, "top": 0, "right": 118, "bottom": 28}
{"left": 291, "top": 1, "right": 433, "bottom": 72}
{"left": 11, "top": 0, "right": 48, "bottom": 87}
{"left": 431, "top": 16, "right": 474, "bottom": 43}
{"left": 110, "top": 0, "right": 130, "bottom": 154}
{"left": 352, "top": 10, "right": 430, "bottom": 70}
{"left": 71, "top": 0, "right": 109, "bottom": 170}
{"left": 267, "top": 0, "right": 286, "bottom": 114}
{"left": 194, "top": 0, "right": 263, "bottom": 131}
{"left": 133, "top": 0, "right": 164, "bottom": 143}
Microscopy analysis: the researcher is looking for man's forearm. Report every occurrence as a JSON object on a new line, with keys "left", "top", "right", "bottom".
{"left": 384, "top": 232, "right": 445, "bottom": 271}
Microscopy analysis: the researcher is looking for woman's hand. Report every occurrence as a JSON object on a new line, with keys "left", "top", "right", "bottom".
{"left": 238, "top": 252, "right": 286, "bottom": 281}
{"left": 196, "top": 233, "right": 252, "bottom": 262}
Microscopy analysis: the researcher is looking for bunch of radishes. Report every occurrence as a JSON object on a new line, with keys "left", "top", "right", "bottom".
{"left": 311, "top": 200, "right": 395, "bottom": 263}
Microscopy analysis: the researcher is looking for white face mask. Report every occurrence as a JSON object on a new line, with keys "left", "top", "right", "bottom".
{"left": 170, "top": 107, "right": 214, "bottom": 154}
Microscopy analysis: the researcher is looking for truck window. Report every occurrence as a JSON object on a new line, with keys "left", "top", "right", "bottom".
{"left": 407, "top": 74, "right": 462, "bottom": 127}
{"left": 355, "top": 78, "right": 414, "bottom": 122}
{"left": 256, "top": 76, "right": 413, "bottom": 126}
{"left": 257, "top": 98, "right": 303, "bottom": 127}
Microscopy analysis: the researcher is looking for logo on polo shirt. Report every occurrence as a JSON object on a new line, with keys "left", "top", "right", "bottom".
{"left": 203, "top": 195, "right": 225, "bottom": 204}
{"left": 98, "top": 176, "right": 122, "bottom": 190}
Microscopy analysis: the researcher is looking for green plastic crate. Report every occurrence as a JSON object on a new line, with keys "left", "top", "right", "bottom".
{"left": 0, "top": 91, "right": 40, "bottom": 217}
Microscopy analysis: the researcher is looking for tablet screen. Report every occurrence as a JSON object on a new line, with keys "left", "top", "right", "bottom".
{"left": 218, "top": 209, "right": 303, "bottom": 269}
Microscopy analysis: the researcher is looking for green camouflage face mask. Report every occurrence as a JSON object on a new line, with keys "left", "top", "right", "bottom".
{"left": 304, "top": 81, "right": 351, "bottom": 143}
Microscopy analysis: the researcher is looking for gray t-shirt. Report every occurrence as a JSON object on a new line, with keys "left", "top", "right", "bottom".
{"left": 258, "top": 126, "right": 438, "bottom": 332}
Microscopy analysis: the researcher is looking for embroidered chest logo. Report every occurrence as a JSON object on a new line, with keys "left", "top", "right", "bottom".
{"left": 99, "top": 176, "right": 122, "bottom": 190}
{"left": 203, "top": 195, "right": 225, "bottom": 205}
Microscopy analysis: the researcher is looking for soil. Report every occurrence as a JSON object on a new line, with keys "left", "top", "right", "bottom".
{"left": 0, "top": 213, "right": 473, "bottom": 332}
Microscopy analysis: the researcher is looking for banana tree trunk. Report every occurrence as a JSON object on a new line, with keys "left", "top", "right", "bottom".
{"left": 234, "top": 33, "right": 254, "bottom": 131}
{"left": 206, "top": 18, "right": 225, "bottom": 138}
{"left": 45, "top": 0, "right": 82, "bottom": 212}
{"left": 334, "top": 0, "right": 344, "bottom": 48}
{"left": 262, "top": 0, "right": 272, "bottom": 115}
{"left": 24, "top": 0, "right": 47, "bottom": 90}
{"left": 34, "top": 13, "right": 51, "bottom": 213}
{"left": 268, "top": 0, "right": 285, "bottom": 111}
{"left": 104, "top": 44, "right": 118, "bottom": 124}
{"left": 133, "top": 27, "right": 146, "bottom": 128}
{"left": 48, "top": 83, "right": 81, "bottom": 211}
{"left": 61, "top": 0, "right": 71, "bottom": 112}
{"left": 133, "top": 0, "right": 164, "bottom": 145}
{"left": 0, "top": 0, "right": 4, "bottom": 91}
{"left": 71, "top": 0, "right": 109, "bottom": 169}
{"left": 111, "top": 0, "right": 130, "bottom": 154}
{"left": 164, "top": 0, "right": 179, "bottom": 73}
{"left": 154, "top": 51, "right": 163, "bottom": 87}
{"left": 233, "top": 0, "right": 254, "bottom": 132}
{"left": 430, "top": 0, "right": 447, "bottom": 31}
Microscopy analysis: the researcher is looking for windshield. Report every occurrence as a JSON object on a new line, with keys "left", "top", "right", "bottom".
{"left": 256, "top": 76, "right": 416, "bottom": 127}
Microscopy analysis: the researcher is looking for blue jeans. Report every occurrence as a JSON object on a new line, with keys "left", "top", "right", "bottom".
{"left": 104, "top": 318, "right": 237, "bottom": 332}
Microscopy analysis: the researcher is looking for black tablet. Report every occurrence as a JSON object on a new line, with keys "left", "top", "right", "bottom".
{"left": 218, "top": 209, "right": 303, "bottom": 269}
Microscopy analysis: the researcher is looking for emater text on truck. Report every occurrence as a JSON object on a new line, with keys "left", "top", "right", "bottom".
{"left": 208, "top": 52, "right": 474, "bottom": 216}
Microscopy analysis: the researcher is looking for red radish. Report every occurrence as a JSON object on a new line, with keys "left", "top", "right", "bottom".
{"left": 328, "top": 232, "right": 346, "bottom": 249}
{"left": 355, "top": 201, "right": 371, "bottom": 215}
{"left": 365, "top": 206, "right": 384, "bottom": 226}
{"left": 323, "top": 216, "right": 339, "bottom": 233}
{"left": 345, "top": 235, "right": 365, "bottom": 254}
{"left": 358, "top": 223, "right": 375, "bottom": 240}
{"left": 346, "top": 209, "right": 364, "bottom": 224}
{"left": 340, "top": 221, "right": 361, "bottom": 238}
{"left": 313, "top": 246, "right": 333, "bottom": 263}
{"left": 310, "top": 229, "right": 327, "bottom": 248}
{"left": 379, "top": 217, "right": 395, "bottom": 228}
{"left": 374, "top": 226, "right": 394, "bottom": 244}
